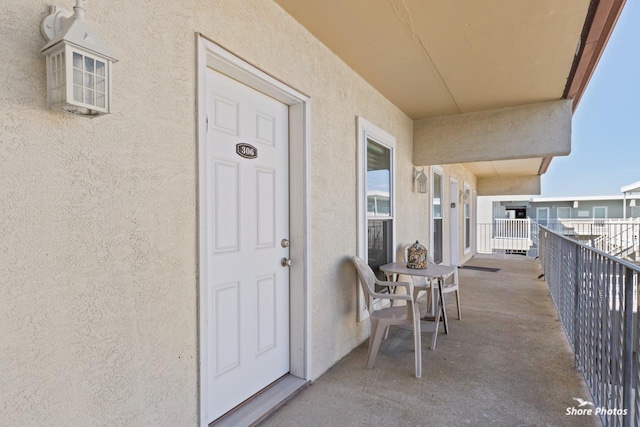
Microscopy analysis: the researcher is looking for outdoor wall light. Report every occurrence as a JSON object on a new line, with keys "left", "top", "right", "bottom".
{"left": 459, "top": 189, "right": 470, "bottom": 202}
{"left": 40, "top": 0, "right": 117, "bottom": 117}
{"left": 573, "top": 201, "right": 579, "bottom": 208}
{"left": 414, "top": 168, "right": 428, "bottom": 193}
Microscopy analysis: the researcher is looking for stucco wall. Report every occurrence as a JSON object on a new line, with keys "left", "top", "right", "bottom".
{"left": 413, "top": 99, "right": 572, "bottom": 165}
{"left": 0, "top": 0, "right": 425, "bottom": 425}
{"left": 433, "top": 165, "right": 477, "bottom": 266}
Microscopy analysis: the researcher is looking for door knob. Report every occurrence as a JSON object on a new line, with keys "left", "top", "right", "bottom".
{"left": 281, "top": 239, "right": 290, "bottom": 248}
{"left": 281, "top": 258, "right": 292, "bottom": 267}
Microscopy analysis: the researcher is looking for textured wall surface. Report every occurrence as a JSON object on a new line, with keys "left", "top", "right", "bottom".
{"left": 427, "top": 164, "right": 477, "bottom": 266}
{"left": 0, "top": 0, "right": 432, "bottom": 425}
{"left": 478, "top": 175, "right": 542, "bottom": 196}
{"left": 413, "top": 99, "right": 572, "bottom": 165}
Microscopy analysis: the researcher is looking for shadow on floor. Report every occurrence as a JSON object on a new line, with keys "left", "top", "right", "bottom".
{"left": 262, "top": 254, "right": 602, "bottom": 427}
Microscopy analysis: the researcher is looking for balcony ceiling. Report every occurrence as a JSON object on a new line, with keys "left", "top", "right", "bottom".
{"left": 274, "top": 0, "right": 591, "bottom": 120}
{"left": 462, "top": 158, "right": 545, "bottom": 178}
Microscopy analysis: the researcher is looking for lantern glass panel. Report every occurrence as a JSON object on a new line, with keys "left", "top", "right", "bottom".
{"left": 96, "top": 77, "right": 105, "bottom": 93}
{"left": 49, "top": 51, "right": 66, "bottom": 105}
{"left": 73, "top": 69, "right": 82, "bottom": 85}
{"left": 84, "top": 89, "right": 94, "bottom": 105}
{"left": 73, "top": 52, "right": 83, "bottom": 69}
{"left": 96, "top": 93, "right": 105, "bottom": 108}
{"left": 96, "top": 61, "right": 105, "bottom": 77}
{"left": 73, "top": 85, "right": 83, "bottom": 102}
{"left": 65, "top": 48, "right": 109, "bottom": 112}
{"left": 84, "top": 56, "right": 94, "bottom": 73}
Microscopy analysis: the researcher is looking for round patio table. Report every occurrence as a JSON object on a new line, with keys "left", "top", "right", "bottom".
{"left": 379, "top": 262, "right": 456, "bottom": 349}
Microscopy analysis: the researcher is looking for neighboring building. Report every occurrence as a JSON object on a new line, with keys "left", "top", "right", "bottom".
{"left": 1, "top": 1, "right": 624, "bottom": 425}
{"left": 478, "top": 187, "right": 640, "bottom": 261}
{"left": 484, "top": 194, "right": 640, "bottom": 224}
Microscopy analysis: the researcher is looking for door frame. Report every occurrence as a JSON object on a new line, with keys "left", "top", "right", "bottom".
{"left": 430, "top": 166, "right": 444, "bottom": 264}
{"left": 449, "top": 178, "right": 458, "bottom": 266}
{"left": 197, "top": 35, "right": 311, "bottom": 426}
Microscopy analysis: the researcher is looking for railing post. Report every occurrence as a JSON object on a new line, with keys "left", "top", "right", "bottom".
{"left": 622, "top": 268, "right": 634, "bottom": 427}
{"left": 573, "top": 243, "right": 581, "bottom": 367}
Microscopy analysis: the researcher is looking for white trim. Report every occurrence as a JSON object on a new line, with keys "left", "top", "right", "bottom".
{"left": 197, "top": 35, "right": 311, "bottom": 427}
{"left": 463, "top": 182, "right": 471, "bottom": 254}
{"left": 472, "top": 190, "right": 478, "bottom": 256}
{"left": 449, "top": 178, "right": 458, "bottom": 266}
{"left": 536, "top": 207, "right": 550, "bottom": 225}
{"left": 356, "top": 116, "right": 396, "bottom": 322}
{"left": 557, "top": 206, "right": 571, "bottom": 219}
{"left": 430, "top": 166, "right": 444, "bottom": 264}
{"left": 593, "top": 206, "right": 608, "bottom": 219}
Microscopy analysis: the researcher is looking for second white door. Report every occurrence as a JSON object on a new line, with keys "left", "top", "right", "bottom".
{"left": 449, "top": 179, "right": 458, "bottom": 266}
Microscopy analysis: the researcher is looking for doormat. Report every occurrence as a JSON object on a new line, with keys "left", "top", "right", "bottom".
{"left": 460, "top": 265, "right": 501, "bottom": 273}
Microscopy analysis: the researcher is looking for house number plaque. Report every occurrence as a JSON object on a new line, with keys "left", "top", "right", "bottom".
{"left": 236, "top": 143, "right": 258, "bottom": 159}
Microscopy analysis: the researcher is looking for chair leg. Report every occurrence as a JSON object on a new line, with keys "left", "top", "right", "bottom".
{"left": 439, "top": 281, "right": 449, "bottom": 335}
{"left": 412, "top": 305, "right": 422, "bottom": 378}
{"left": 455, "top": 289, "right": 461, "bottom": 320}
{"left": 430, "top": 298, "right": 441, "bottom": 351}
{"left": 383, "top": 325, "right": 390, "bottom": 340}
{"left": 367, "top": 319, "right": 386, "bottom": 369}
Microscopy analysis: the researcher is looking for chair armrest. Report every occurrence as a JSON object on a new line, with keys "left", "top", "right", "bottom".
{"left": 371, "top": 280, "right": 414, "bottom": 302}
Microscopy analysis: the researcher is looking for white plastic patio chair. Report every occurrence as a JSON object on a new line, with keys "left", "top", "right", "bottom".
{"left": 352, "top": 256, "right": 422, "bottom": 378}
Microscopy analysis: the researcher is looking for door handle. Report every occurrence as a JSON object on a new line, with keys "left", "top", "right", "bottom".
{"left": 281, "top": 258, "right": 292, "bottom": 267}
{"left": 281, "top": 239, "right": 290, "bottom": 248}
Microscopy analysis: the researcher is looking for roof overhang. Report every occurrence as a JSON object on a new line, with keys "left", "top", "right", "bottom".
{"left": 621, "top": 181, "right": 640, "bottom": 194}
{"left": 275, "top": 0, "right": 626, "bottom": 195}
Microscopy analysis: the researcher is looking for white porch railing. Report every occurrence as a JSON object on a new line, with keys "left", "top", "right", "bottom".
{"left": 477, "top": 218, "right": 534, "bottom": 254}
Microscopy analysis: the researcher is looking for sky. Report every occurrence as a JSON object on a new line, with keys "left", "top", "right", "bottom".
{"left": 540, "top": 0, "right": 640, "bottom": 197}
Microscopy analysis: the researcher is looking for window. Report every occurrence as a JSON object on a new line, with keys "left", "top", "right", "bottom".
{"left": 366, "top": 139, "right": 393, "bottom": 280}
{"left": 464, "top": 184, "right": 471, "bottom": 252}
{"left": 593, "top": 206, "right": 608, "bottom": 219}
{"left": 357, "top": 117, "right": 395, "bottom": 321}
{"left": 536, "top": 207, "right": 549, "bottom": 226}
{"left": 431, "top": 167, "right": 443, "bottom": 264}
{"left": 557, "top": 207, "right": 571, "bottom": 219}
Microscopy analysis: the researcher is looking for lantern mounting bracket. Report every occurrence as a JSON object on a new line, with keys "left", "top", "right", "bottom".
{"left": 41, "top": 6, "right": 73, "bottom": 42}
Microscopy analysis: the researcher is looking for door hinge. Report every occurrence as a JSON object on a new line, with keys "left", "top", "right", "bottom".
{"left": 206, "top": 115, "right": 209, "bottom": 133}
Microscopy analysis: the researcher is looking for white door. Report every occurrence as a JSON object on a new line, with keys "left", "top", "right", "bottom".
{"left": 537, "top": 207, "right": 549, "bottom": 226}
{"left": 449, "top": 179, "right": 458, "bottom": 266}
{"left": 205, "top": 69, "right": 290, "bottom": 422}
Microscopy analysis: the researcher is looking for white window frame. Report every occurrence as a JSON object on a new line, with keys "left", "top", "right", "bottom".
{"left": 431, "top": 166, "right": 444, "bottom": 264}
{"left": 593, "top": 206, "right": 608, "bottom": 219}
{"left": 536, "top": 207, "right": 550, "bottom": 225}
{"left": 463, "top": 182, "right": 471, "bottom": 254}
{"left": 356, "top": 116, "right": 396, "bottom": 322}
{"left": 557, "top": 206, "right": 571, "bottom": 219}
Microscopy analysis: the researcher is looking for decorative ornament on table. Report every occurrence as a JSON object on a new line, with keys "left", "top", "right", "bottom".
{"left": 407, "top": 240, "right": 427, "bottom": 269}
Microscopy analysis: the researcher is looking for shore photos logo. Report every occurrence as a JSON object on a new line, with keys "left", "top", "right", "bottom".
{"left": 566, "top": 397, "right": 627, "bottom": 416}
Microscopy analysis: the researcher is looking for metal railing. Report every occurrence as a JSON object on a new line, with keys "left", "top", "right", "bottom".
{"left": 543, "top": 220, "right": 640, "bottom": 262}
{"left": 539, "top": 225, "right": 639, "bottom": 426}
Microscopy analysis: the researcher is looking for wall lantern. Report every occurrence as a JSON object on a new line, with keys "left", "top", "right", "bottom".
{"left": 40, "top": 0, "right": 117, "bottom": 117}
{"left": 459, "top": 188, "right": 470, "bottom": 202}
{"left": 414, "top": 168, "right": 428, "bottom": 193}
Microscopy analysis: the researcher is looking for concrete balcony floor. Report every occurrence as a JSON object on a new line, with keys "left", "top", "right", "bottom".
{"left": 263, "top": 254, "right": 602, "bottom": 426}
